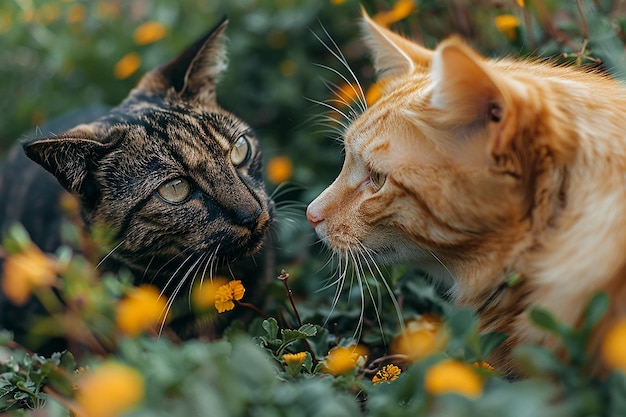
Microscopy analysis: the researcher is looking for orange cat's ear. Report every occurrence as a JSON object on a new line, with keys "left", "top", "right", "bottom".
{"left": 429, "top": 38, "right": 520, "bottom": 158}
{"left": 361, "top": 8, "right": 433, "bottom": 78}
{"left": 430, "top": 38, "right": 506, "bottom": 124}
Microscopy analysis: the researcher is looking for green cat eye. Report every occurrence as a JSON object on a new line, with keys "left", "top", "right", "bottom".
{"left": 157, "top": 178, "right": 192, "bottom": 203}
{"left": 231, "top": 135, "right": 251, "bottom": 166}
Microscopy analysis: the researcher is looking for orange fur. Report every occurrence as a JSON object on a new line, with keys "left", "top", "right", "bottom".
{"left": 307, "top": 11, "right": 626, "bottom": 376}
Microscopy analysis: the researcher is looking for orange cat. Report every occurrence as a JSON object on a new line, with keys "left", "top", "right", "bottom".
{"left": 307, "top": 11, "right": 626, "bottom": 376}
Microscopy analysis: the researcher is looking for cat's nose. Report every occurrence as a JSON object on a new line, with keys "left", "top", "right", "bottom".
{"left": 306, "top": 204, "right": 324, "bottom": 228}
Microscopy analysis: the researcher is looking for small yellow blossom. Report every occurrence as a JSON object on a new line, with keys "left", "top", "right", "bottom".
{"left": 494, "top": 14, "right": 520, "bottom": 41}
{"left": 133, "top": 21, "right": 168, "bottom": 46}
{"left": 65, "top": 4, "right": 86, "bottom": 24}
{"left": 602, "top": 318, "right": 626, "bottom": 372}
{"left": 267, "top": 156, "right": 293, "bottom": 184}
{"left": 322, "top": 344, "right": 368, "bottom": 376}
{"left": 365, "top": 82, "right": 384, "bottom": 107}
{"left": 473, "top": 361, "right": 495, "bottom": 371}
{"left": 74, "top": 361, "right": 144, "bottom": 417}
{"left": 214, "top": 280, "right": 245, "bottom": 313}
{"left": 283, "top": 352, "right": 307, "bottom": 366}
{"left": 2, "top": 244, "right": 58, "bottom": 306}
{"left": 335, "top": 82, "right": 361, "bottom": 106}
{"left": 279, "top": 59, "right": 298, "bottom": 77}
{"left": 391, "top": 314, "right": 448, "bottom": 362}
{"left": 0, "top": 12, "right": 13, "bottom": 33}
{"left": 424, "top": 359, "right": 484, "bottom": 398}
{"left": 516, "top": 0, "right": 525, "bottom": 7}
{"left": 372, "top": 364, "right": 402, "bottom": 385}
{"left": 191, "top": 276, "right": 228, "bottom": 311}
{"left": 115, "top": 285, "right": 167, "bottom": 337}
{"left": 114, "top": 52, "right": 141, "bottom": 80}
{"left": 331, "top": 0, "right": 345, "bottom": 4}
{"left": 373, "top": 0, "right": 417, "bottom": 27}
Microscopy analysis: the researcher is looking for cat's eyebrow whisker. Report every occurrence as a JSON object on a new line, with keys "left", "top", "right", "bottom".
{"left": 306, "top": 98, "right": 353, "bottom": 130}
{"left": 95, "top": 239, "right": 127, "bottom": 270}
{"left": 311, "top": 26, "right": 368, "bottom": 112}
{"left": 316, "top": 65, "right": 367, "bottom": 115}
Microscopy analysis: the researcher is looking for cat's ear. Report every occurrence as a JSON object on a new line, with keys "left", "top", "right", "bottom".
{"left": 429, "top": 38, "right": 516, "bottom": 155}
{"left": 361, "top": 7, "right": 433, "bottom": 77}
{"left": 23, "top": 124, "right": 109, "bottom": 194}
{"left": 138, "top": 18, "right": 229, "bottom": 105}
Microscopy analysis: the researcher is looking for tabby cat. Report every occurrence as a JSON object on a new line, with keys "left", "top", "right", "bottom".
{"left": 307, "top": 11, "right": 626, "bottom": 376}
{"left": 0, "top": 19, "right": 273, "bottom": 349}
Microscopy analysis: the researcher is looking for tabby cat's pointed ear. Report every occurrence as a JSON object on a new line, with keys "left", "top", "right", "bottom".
{"left": 23, "top": 125, "right": 108, "bottom": 194}
{"left": 430, "top": 38, "right": 507, "bottom": 125}
{"left": 361, "top": 8, "right": 433, "bottom": 77}
{"left": 139, "top": 18, "right": 229, "bottom": 105}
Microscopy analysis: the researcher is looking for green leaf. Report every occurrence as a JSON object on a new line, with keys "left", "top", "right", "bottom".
{"left": 513, "top": 345, "right": 565, "bottom": 377}
{"left": 529, "top": 308, "right": 560, "bottom": 334}
{"left": 297, "top": 323, "right": 318, "bottom": 337}
{"left": 262, "top": 318, "right": 279, "bottom": 340}
{"left": 478, "top": 331, "right": 508, "bottom": 358}
{"left": 583, "top": 291, "right": 609, "bottom": 330}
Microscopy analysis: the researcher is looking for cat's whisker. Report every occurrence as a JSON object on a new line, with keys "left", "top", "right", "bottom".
{"left": 317, "top": 67, "right": 367, "bottom": 115}
{"left": 306, "top": 98, "right": 353, "bottom": 131}
{"left": 157, "top": 253, "right": 196, "bottom": 300}
{"left": 311, "top": 26, "right": 368, "bottom": 112}
{"left": 360, "top": 243, "right": 405, "bottom": 335}
{"left": 95, "top": 239, "right": 127, "bottom": 270}
{"left": 159, "top": 254, "right": 204, "bottom": 336}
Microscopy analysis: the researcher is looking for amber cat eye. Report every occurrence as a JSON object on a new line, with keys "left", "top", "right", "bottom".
{"left": 369, "top": 171, "right": 387, "bottom": 190}
{"left": 231, "top": 135, "right": 251, "bottom": 166}
{"left": 157, "top": 178, "right": 192, "bottom": 203}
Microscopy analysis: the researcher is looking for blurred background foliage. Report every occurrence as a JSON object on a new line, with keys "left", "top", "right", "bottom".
{"left": 3, "top": 0, "right": 626, "bottom": 416}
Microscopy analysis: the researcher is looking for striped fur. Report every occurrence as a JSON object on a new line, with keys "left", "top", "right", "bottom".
{"left": 307, "top": 12, "right": 626, "bottom": 376}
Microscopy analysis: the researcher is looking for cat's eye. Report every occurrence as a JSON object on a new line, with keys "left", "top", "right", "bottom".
{"left": 157, "top": 178, "right": 192, "bottom": 203}
{"left": 231, "top": 135, "right": 251, "bottom": 166}
{"left": 370, "top": 171, "right": 387, "bottom": 191}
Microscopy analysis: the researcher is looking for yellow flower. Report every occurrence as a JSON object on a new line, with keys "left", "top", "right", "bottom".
{"left": 391, "top": 314, "right": 448, "bottom": 362}
{"left": 373, "top": 0, "right": 417, "bottom": 27}
{"left": 473, "top": 361, "right": 495, "bottom": 371}
{"left": 424, "top": 360, "right": 484, "bottom": 398}
{"left": 114, "top": 52, "right": 141, "bottom": 80}
{"left": 2, "top": 244, "right": 58, "bottom": 306}
{"left": 65, "top": 4, "right": 86, "bottom": 24}
{"left": 74, "top": 361, "right": 144, "bottom": 417}
{"left": 365, "top": 82, "right": 384, "bottom": 107}
{"left": 494, "top": 14, "right": 520, "bottom": 41}
{"left": 516, "top": 0, "right": 525, "bottom": 7}
{"left": 283, "top": 352, "right": 308, "bottom": 375}
{"left": 322, "top": 344, "right": 368, "bottom": 376}
{"left": 133, "top": 21, "right": 168, "bottom": 46}
{"left": 266, "top": 156, "right": 293, "bottom": 185}
{"left": 214, "top": 280, "right": 245, "bottom": 313}
{"left": 331, "top": 0, "right": 345, "bottom": 4}
{"left": 372, "top": 364, "right": 402, "bottom": 385}
{"left": 283, "top": 352, "right": 307, "bottom": 366}
{"left": 602, "top": 318, "right": 626, "bottom": 372}
{"left": 191, "top": 276, "right": 228, "bottom": 311}
{"left": 115, "top": 285, "right": 167, "bottom": 337}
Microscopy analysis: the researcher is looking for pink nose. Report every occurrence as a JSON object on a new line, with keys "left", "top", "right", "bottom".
{"left": 306, "top": 205, "right": 323, "bottom": 228}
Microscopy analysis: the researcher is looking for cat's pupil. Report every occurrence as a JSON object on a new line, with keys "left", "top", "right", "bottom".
{"left": 231, "top": 135, "right": 250, "bottom": 166}
{"left": 157, "top": 178, "right": 192, "bottom": 203}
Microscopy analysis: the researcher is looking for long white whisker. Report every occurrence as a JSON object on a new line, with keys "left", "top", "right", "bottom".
{"left": 96, "top": 239, "right": 126, "bottom": 269}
